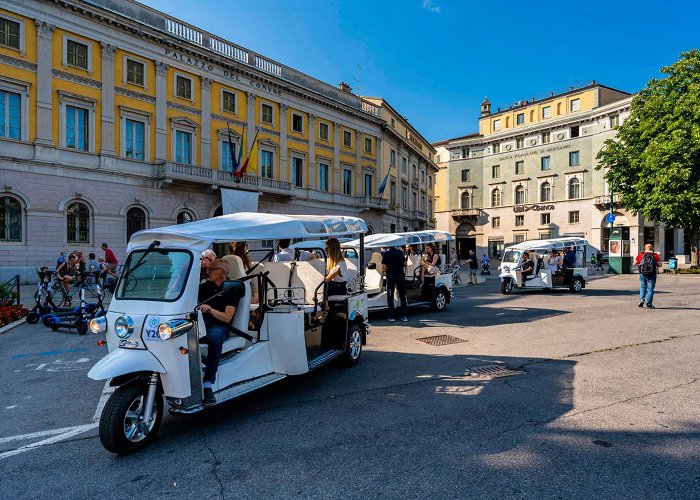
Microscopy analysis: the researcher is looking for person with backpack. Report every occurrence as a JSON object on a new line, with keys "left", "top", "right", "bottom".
{"left": 634, "top": 243, "right": 662, "bottom": 309}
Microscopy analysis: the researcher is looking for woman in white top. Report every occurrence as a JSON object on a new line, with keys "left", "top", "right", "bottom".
{"left": 546, "top": 250, "right": 561, "bottom": 273}
{"left": 325, "top": 237, "right": 348, "bottom": 296}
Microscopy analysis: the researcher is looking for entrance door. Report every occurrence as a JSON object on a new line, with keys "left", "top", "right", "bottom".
{"left": 489, "top": 240, "right": 504, "bottom": 259}
{"left": 457, "top": 238, "right": 476, "bottom": 259}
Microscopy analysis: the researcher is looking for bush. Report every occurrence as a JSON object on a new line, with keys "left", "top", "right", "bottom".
{"left": 675, "top": 267, "right": 700, "bottom": 274}
{"left": 0, "top": 304, "right": 28, "bottom": 328}
{"left": 0, "top": 282, "right": 18, "bottom": 306}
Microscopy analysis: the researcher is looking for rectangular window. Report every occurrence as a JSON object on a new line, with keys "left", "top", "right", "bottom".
{"left": 391, "top": 118, "right": 396, "bottom": 127}
{"left": 292, "top": 157, "right": 303, "bottom": 187}
{"left": 493, "top": 143, "right": 500, "bottom": 154}
{"left": 401, "top": 186, "right": 408, "bottom": 208}
{"left": 220, "top": 140, "right": 236, "bottom": 171}
{"left": 542, "top": 131, "right": 550, "bottom": 144}
{"left": 0, "top": 90, "right": 21, "bottom": 140}
{"left": 515, "top": 215, "right": 524, "bottom": 227}
{"left": 570, "top": 99, "right": 580, "bottom": 112}
{"left": 318, "top": 162, "right": 329, "bottom": 191}
{"left": 390, "top": 149, "right": 396, "bottom": 166}
{"left": 262, "top": 239, "right": 274, "bottom": 249}
{"left": 412, "top": 192, "right": 417, "bottom": 210}
{"left": 319, "top": 122, "right": 329, "bottom": 141}
{"left": 461, "top": 169, "right": 469, "bottom": 182}
{"left": 421, "top": 194, "right": 426, "bottom": 212}
{"left": 493, "top": 119, "right": 501, "bottom": 131}
{"left": 222, "top": 91, "right": 236, "bottom": 113}
{"left": 343, "top": 130, "right": 352, "bottom": 147}
{"left": 412, "top": 164, "right": 417, "bottom": 178}
{"left": 569, "top": 211, "right": 580, "bottom": 223}
{"left": 541, "top": 213, "right": 550, "bottom": 225}
{"left": 542, "top": 106, "right": 551, "bottom": 119}
{"left": 569, "top": 151, "right": 580, "bottom": 166}
{"left": 364, "top": 137, "right": 372, "bottom": 153}
{"left": 343, "top": 168, "right": 353, "bottom": 195}
{"left": 514, "top": 234, "right": 526, "bottom": 244}
{"left": 540, "top": 231, "right": 552, "bottom": 240}
{"left": 428, "top": 199, "right": 433, "bottom": 216}
{"left": 261, "top": 103, "right": 273, "bottom": 124}
{"left": 292, "top": 113, "right": 303, "bottom": 133}
{"left": 516, "top": 137, "right": 524, "bottom": 149}
{"left": 65, "top": 105, "right": 88, "bottom": 151}
{"left": 610, "top": 114, "right": 620, "bottom": 128}
{"left": 401, "top": 157, "right": 407, "bottom": 173}
{"left": 390, "top": 181, "right": 396, "bottom": 204}
{"left": 260, "top": 150, "right": 273, "bottom": 179}
{"left": 428, "top": 176, "right": 433, "bottom": 188}
{"left": 516, "top": 113, "right": 524, "bottom": 125}
{"left": 364, "top": 173, "right": 372, "bottom": 196}
{"left": 125, "top": 59, "right": 144, "bottom": 86}
{"left": 570, "top": 125, "right": 580, "bottom": 138}
{"left": 175, "top": 130, "right": 192, "bottom": 164}
{"left": 515, "top": 161, "right": 524, "bottom": 175}
{"left": 541, "top": 156, "right": 550, "bottom": 171}
{"left": 125, "top": 119, "right": 145, "bottom": 160}
{"left": 66, "top": 39, "right": 88, "bottom": 69}
{"left": 492, "top": 217, "right": 500, "bottom": 229}
{"left": 176, "top": 75, "right": 192, "bottom": 100}
{"left": 492, "top": 164, "right": 500, "bottom": 178}
{"left": 0, "top": 17, "right": 21, "bottom": 49}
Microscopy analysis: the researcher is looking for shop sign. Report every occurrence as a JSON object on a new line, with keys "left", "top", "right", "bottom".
{"left": 512, "top": 204, "right": 555, "bottom": 213}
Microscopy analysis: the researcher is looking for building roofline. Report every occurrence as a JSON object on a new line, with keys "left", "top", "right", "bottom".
{"left": 432, "top": 133, "right": 481, "bottom": 146}
{"left": 361, "top": 96, "right": 437, "bottom": 154}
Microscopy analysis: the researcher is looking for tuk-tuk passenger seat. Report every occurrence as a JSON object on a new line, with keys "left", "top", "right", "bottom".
{"left": 200, "top": 279, "right": 251, "bottom": 358}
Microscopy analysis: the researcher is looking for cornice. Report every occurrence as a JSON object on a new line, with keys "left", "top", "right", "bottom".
{"left": 167, "top": 101, "right": 201, "bottom": 116}
{"left": 316, "top": 143, "right": 333, "bottom": 152}
{"left": 288, "top": 135, "right": 309, "bottom": 145}
{"left": 52, "top": 69, "right": 102, "bottom": 89}
{"left": 114, "top": 86, "right": 156, "bottom": 104}
{"left": 260, "top": 127, "right": 280, "bottom": 137}
{"left": 210, "top": 113, "right": 245, "bottom": 127}
{"left": 0, "top": 53, "right": 37, "bottom": 72}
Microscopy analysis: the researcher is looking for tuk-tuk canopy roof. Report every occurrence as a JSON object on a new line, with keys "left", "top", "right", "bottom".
{"left": 128, "top": 213, "right": 368, "bottom": 252}
{"left": 398, "top": 230, "right": 454, "bottom": 245}
{"left": 507, "top": 237, "right": 589, "bottom": 252}
{"left": 289, "top": 237, "right": 354, "bottom": 250}
{"left": 346, "top": 233, "right": 408, "bottom": 249}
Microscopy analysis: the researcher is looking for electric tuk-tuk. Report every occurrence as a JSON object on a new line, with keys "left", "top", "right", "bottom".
{"left": 499, "top": 237, "right": 589, "bottom": 294}
{"left": 88, "top": 213, "right": 369, "bottom": 455}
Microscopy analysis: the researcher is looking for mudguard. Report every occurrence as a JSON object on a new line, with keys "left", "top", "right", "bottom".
{"left": 88, "top": 348, "right": 165, "bottom": 381}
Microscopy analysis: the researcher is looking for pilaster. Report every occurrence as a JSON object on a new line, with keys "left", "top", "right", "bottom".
{"left": 333, "top": 123, "right": 341, "bottom": 192}
{"left": 34, "top": 20, "right": 55, "bottom": 146}
{"left": 279, "top": 102, "right": 288, "bottom": 182}
{"left": 355, "top": 132, "right": 362, "bottom": 196}
{"left": 200, "top": 77, "right": 212, "bottom": 167}
{"left": 100, "top": 42, "right": 116, "bottom": 156}
{"left": 246, "top": 91, "right": 256, "bottom": 150}
{"left": 307, "top": 113, "right": 316, "bottom": 189}
{"left": 155, "top": 61, "right": 169, "bottom": 161}
{"left": 375, "top": 136, "right": 382, "bottom": 196}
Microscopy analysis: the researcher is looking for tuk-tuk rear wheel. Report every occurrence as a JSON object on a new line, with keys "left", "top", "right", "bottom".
{"left": 340, "top": 323, "right": 362, "bottom": 367}
{"left": 571, "top": 277, "right": 584, "bottom": 293}
{"left": 432, "top": 289, "right": 447, "bottom": 311}
{"left": 99, "top": 382, "right": 162, "bottom": 455}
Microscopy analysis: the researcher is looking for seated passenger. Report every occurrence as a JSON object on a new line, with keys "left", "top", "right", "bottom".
{"left": 200, "top": 249, "right": 217, "bottom": 283}
{"left": 521, "top": 252, "right": 535, "bottom": 283}
{"left": 546, "top": 250, "right": 561, "bottom": 273}
{"left": 229, "top": 241, "right": 259, "bottom": 304}
{"left": 197, "top": 258, "right": 240, "bottom": 406}
{"left": 324, "top": 237, "right": 349, "bottom": 296}
{"left": 421, "top": 243, "right": 441, "bottom": 278}
{"left": 273, "top": 239, "right": 317, "bottom": 262}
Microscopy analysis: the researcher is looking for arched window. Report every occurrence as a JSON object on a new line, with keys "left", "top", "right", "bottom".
{"left": 461, "top": 191, "right": 471, "bottom": 209}
{"left": 0, "top": 195, "right": 22, "bottom": 242}
{"left": 491, "top": 188, "right": 501, "bottom": 207}
{"left": 568, "top": 178, "right": 581, "bottom": 199}
{"left": 126, "top": 207, "right": 146, "bottom": 242}
{"left": 505, "top": 116, "right": 510, "bottom": 128}
{"left": 66, "top": 201, "right": 90, "bottom": 244}
{"left": 515, "top": 185, "right": 526, "bottom": 205}
{"left": 540, "top": 182, "right": 551, "bottom": 202}
{"left": 176, "top": 210, "right": 195, "bottom": 224}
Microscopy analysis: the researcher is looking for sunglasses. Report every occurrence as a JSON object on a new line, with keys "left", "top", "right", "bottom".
{"left": 209, "top": 267, "right": 227, "bottom": 272}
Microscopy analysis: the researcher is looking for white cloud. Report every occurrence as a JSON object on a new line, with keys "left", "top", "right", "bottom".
{"left": 422, "top": 0, "right": 441, "bottom": 13}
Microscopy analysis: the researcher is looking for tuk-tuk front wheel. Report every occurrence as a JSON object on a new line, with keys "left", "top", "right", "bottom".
{"left": 501, "top": 279, "right": 513, "bottom": 294}
{"left": 432, "top": 289, "right": 447, "bottom": 311}
{"left": 570, "top": 277, "right": 584, "bottom": 293}
{"left": 340, "top": 323, "right": 362, "bottom": 367}
{"left": 99, "top": 382, "right": 163, "bottom": 455}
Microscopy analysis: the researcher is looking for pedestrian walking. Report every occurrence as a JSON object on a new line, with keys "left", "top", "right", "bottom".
{"left": 634, "top": 243, "right": 662, "bottom": 309}
{"left": 596, "top": 250, "right": 604, "bottom": 271}
{"left": 101, "top": 243, "right": 118, "bottom": 273}
{"left": 382, "top": 245, "right": 408, "bottom": 322}
{"left": 467, "top": 249, "right": 478, "bottom": 285}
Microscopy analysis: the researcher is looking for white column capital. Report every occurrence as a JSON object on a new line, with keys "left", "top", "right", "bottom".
{"left": 155, "top": 61, "right": 169, "bottom": 76}
{"left": 35, "top": 20, "right": 55, "bottom": 39}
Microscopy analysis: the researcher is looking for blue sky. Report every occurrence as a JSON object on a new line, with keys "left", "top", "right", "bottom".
{"left": 142, "top": 0, "right": 699, "bottom": 142}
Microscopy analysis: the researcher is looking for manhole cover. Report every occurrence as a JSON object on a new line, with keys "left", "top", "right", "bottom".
{"left": 417, "top": 335, "right": 467, "bottom": 346}
{"left": 465, "top": 365, "right": 525, "bottom": 378}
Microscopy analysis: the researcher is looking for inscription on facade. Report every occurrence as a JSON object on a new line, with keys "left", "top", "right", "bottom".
{"left": 498, "top": 144, "right": 571, "bottom": 161}
{"left": 512, "top": 204, "right": 555, "bottom": 213}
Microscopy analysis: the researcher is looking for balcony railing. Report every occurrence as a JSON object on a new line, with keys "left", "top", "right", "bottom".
{"left": 594, "top": 194, "right": 622, "bottom": 206}
{"left": 159, "top": 163, "right": 291, "bottom": 194}
{"left": 451, "top": 208, "right": 480, "bottom": 218}
{"left": 355, "top": 196, "right": 388, "bottom": 210}
{"left": 361, "top": 100, "right": 380, "bottom": 116}
{"left": 410, "top": 210, "right": 427, "bottom": 221}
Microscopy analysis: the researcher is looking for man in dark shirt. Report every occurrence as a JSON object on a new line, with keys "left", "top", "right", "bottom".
{"left": 197, "top": 258, "right": 241, "bottom": 405}
{"left": 382, "top": 246, "right": 408, "bottom": 322}
{"left": 521, "top": 252, "right": 535, "bottom": 284}
{"left": 562, "top": 246, "right": 576, "bottom": 285}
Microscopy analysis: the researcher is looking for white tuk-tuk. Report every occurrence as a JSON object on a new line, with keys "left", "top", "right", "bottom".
{"left": 347, "top": 230, "right": 454, "bottom": 313}
{"left": 499, "top": 237, "right": 589, "bottom": 294}
{"left": 87, "top": 213, "right": 369, "bottom": 455}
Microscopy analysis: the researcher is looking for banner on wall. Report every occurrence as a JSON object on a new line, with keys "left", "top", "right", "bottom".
{"left": 221, "top": 188, "right": 260, "bottom": 215}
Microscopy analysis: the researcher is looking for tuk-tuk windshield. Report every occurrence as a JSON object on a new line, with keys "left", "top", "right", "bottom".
{"left": 116, "top": 249, "right": 193, "bottom": 302}
{"left": 502, "top": 250, "right": 521, "bottom": 264}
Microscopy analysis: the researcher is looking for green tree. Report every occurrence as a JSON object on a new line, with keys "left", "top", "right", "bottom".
{"left": 597, "top": 49, "right": 700, "bottom": 265}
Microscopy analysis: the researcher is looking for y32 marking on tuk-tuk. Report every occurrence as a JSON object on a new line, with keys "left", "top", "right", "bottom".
{"left": 143, "top": 316, "right": 163, "bottom": 342}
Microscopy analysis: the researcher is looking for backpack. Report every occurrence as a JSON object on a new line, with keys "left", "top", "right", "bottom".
{"left": 639, "top": 253, "right": 656, "bottom": 275}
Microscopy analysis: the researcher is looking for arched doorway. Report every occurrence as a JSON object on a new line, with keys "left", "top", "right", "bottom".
{"left": 456, "top": 222, "right": 476, "bottom": 259}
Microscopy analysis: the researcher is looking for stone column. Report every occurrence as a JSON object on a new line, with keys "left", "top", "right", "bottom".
{"left": 200, "top": 77, "right": 212, "bottom": 167}
{"left": 355, "top": 131, "right": 362, "bottom": 197}
{"left": 34, "top": 21, "right": 55, "bottom": 146}
{"left": 155, "top": 62, "right": 169, "bottom": 161}
{"left": 675, "top": 228, "right": 685, "bottom": 258}
{"left": 307, "top": 114, "right": 316, "bottom": 189}
{"left": 375, "top": 136, "right": 382, "bottom": 199}
{"left": 100, "top": 42, "right": 116, "bottom": 156}
{"left": 246, "top": 91, "right": 256, "bottom": 150}
{"left": 333, "top": 123, "right": 341, "bottom": 193}
{"left": 279, "top": 103, "right": 288, "bottom": 182}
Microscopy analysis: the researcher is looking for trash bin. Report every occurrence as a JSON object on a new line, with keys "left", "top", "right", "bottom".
{"left": 669, "top": 257, "right": 678, "bottom": 274}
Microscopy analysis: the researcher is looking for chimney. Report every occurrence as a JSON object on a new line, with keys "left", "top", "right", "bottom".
{"left": 338, "top": 82, "right": 353, "bottom": 94}
{"left": 480, "top": 97, "right": 491, "bottom": 117}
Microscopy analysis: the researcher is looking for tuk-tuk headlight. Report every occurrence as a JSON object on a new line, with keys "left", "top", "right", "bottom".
{"left": 114, "top": 315, "right": 134, "bottom": 339}
{"left": 158, "top": 319, "right": 193, "bottom": 340}
{"left": 89, "top": 316, "right": 107, "bottom": 334}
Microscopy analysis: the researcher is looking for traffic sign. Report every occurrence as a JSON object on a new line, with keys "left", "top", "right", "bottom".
{"left": 605, "top": 213, "right": 616, "bottom": 224}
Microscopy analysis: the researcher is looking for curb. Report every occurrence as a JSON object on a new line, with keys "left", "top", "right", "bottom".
{"left": 0, "top": 317, "right": 26, "bottom": 335}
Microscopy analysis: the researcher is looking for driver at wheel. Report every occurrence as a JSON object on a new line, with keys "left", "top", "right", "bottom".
{"left": 521, "top": 252, "right": 535, "bottom": 283}
{"left": 197, "top": 259, "right": 240, "bottom": 406}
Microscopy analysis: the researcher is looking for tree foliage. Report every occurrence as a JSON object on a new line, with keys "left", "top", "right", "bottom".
{"left": 597, "top": 49, "right": 700, "bottom": 262}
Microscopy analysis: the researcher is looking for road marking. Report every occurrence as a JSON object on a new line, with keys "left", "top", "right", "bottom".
{"left": 93, "top": 381, "right": 114, "bottom": 422}
{"left": 0, "top": 423, "right": 98, "bottom": 460}
{"left": 5, "top": 406, "right": 17, "bottom": 410}
{"left": 34, "top": 363, "right": 47, "bottom": 371}
{"left": 10, "top": 348, "right": 88, "bottom": 360}
{"left": 0, "top": 425, "right": 93, "bottom": 444}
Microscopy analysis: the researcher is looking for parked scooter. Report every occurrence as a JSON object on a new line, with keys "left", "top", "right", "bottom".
{"left": 41, "top": 276, "right": 106, "bottom": 334}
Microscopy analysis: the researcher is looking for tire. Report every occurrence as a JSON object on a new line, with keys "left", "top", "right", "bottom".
{"left": 340, "top": 323, "right": 362, "bottom": 367}
{"left": 501, "top": 279, "right": 513, "bottom": 294}
{"left": 570, "top": 277, "right": 584, "bottom": 293}
{"left": 76, "top": 318, "right": 88, "bottom": 335}
{"left": 432, "top": 289, "right": 447, "bottom": 311}
{"left": 99, "top": 382, "right": 163, "bottom": 455}
{"left": 27, "top": 311, "right": 40, "bottom": 324}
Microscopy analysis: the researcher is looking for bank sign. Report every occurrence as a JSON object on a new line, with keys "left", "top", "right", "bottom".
{"left": 513, "top": 204, "right": 555, "bottom": 213}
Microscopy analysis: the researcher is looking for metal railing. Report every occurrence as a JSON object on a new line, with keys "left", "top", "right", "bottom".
{"left": 1, "top": 275, "right": 20, "bottom": 306}
{"left": 254, "top": 56, "right": 282, "bottom": 76}
{"left": 355, "top": 196, "right": 388, "bottom": 209}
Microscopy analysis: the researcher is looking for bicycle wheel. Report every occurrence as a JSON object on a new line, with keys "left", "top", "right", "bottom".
{"left": 50, "top": 284, "right": 69, "bottom": 305}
